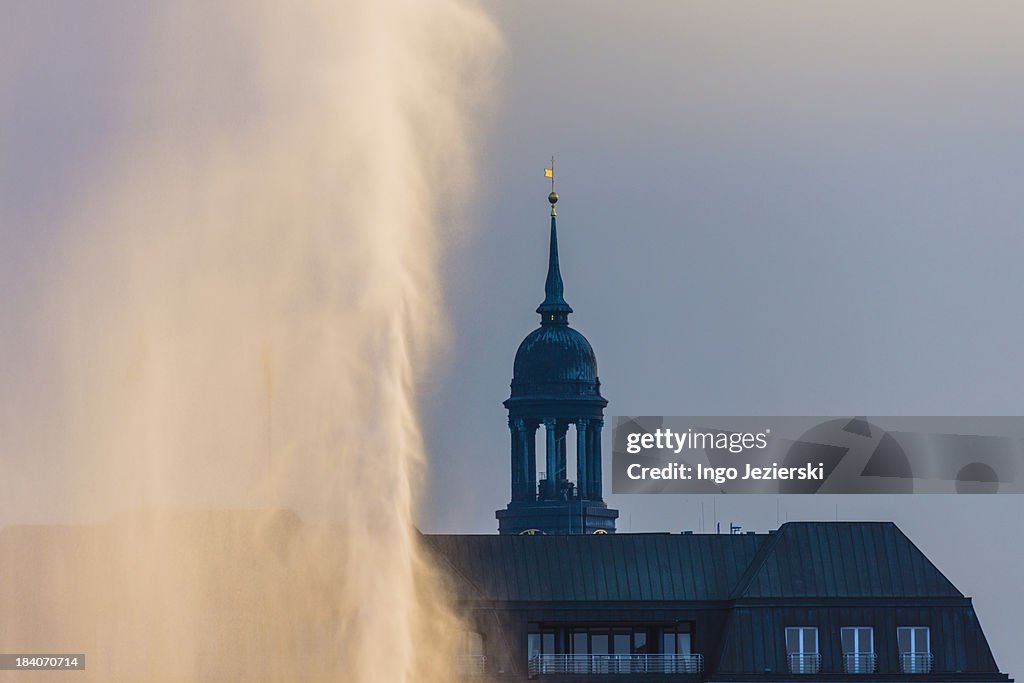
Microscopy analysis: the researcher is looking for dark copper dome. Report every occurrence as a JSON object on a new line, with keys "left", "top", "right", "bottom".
{"left": 511, "top": 324, "right": 600, "bottom": 399}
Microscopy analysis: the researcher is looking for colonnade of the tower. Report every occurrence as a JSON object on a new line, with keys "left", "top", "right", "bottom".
{"left": 509, "top": 417, "right": 603, "bottom": 502}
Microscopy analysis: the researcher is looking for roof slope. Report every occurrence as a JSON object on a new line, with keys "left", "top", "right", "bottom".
{"left": 422, "top": 533, "right": 765, "bottom": 603}
{"left": 738, "top": 522, "right": 962, "bottom": 599}
{"left": 425, "top": 522, "right": 965, "bottom": 603}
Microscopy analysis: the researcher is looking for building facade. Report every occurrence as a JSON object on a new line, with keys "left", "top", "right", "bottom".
{"left": 424, "top": 193, "right": 1010, "bottom": 683}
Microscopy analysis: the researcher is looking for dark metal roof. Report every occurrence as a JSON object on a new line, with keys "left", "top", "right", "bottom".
{"left": 422, "top": 532, "right": 765, "bottom": 603}
{"left": 510, "top": 324, "right": 601, "bottom": 398}
{"left": 425, "top": 522, "right": 965, "bottom": 604}
{"left": 423, "top": 522, "right": 1007, "bottom": 679}
{"left": 738, "top": 522, "right": 962, "bottom": 599}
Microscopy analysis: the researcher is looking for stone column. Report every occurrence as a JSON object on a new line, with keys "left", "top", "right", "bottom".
{"left": 511, "top": 418, "right": 530, "bottom": 500}
{"left": 544, "top": 418, "right": 557, "bottom": 499}
{"left": 554, "top": 421, "right": 568, "bottom": 486}
{"left": 509, "top": 417, "right": 521, "bottom": 499}
{"left": 576, "top": 418, "right": 589, "bottom": 499}
{"left": 589, "top": 419, "right": 604, "bottom": 500}
{"left": 526, "top": 420, "right": 538, "bottom": 499}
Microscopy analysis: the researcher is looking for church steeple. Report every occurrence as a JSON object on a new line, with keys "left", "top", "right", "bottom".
{"left": 497, "top": 179, "right": 618, "bottom": 536}
{"left": 536, "top": 193, "right": 572, "bottom": 325}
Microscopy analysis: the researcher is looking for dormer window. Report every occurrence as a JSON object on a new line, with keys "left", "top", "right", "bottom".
{"left": 898, "top": 627, "right": 932, "bottom": 673}
{"left": 842, "top": 627, "right": 876, "bottom": 673}
{"left": 785, "top": 627, "right": 820, "bottom": 674}
{"left": 458, "top": 631, "right": 485, "bottom": 675}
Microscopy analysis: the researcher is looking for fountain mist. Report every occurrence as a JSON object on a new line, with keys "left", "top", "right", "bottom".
{"left": 0, "top": 1, "right": 497, "bottom": 681}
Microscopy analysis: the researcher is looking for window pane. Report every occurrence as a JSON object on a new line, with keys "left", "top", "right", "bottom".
{"left": 842, "top": 627, "right": 873, "bottom": 654}
{"left": 572, "top": 631, "right": 588, "bottom": 654}
{"left": 592, "top": 634, "right": 609, "bottom": 655}
{"left": 787, "top": 627, "right": 817, "bottom": 654}
{"left": 633, "top": 632, "right": 648, "bottom": 653}
{"left": 842, "top": 628, "right": 855, "bottom": 653}
{"left": 785, "top": 628, "right": 800, "bottom": 654}
{"left": 462, "top": 631, "right": 484, "bottom": 656}
{"left": 914, "top": 627, "right": 930, "bottom": 653}
{"left": 899, "top": 626, "right": 929, "bottom": 654}
{"left": 662, "top": 633, "right": 676, "bottom": 655}
{"left": 898, "top": 627, "right": 911, "bottom": 654}
{"left": 528, "top": 633, "right": 541, "bottom": 659}
{"left": 613, "top": 632, "right": 630, "bottom": 655}
{"left": 542, "top": 632, "right": 555, "bottom": 655}
{"left": 678, "top": 633, "right": 692, "bottom": 655}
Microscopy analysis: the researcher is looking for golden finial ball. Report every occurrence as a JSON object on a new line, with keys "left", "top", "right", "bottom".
{"left": 548, "top": 191, "right": 559, "bottom": 205}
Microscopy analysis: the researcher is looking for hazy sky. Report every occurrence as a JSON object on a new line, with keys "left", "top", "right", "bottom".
{"left": 420, "top": 1, "right": 1024, "bottom": 675}
{"left": 2, "top": 1, "right": 1022, "bottom": 678}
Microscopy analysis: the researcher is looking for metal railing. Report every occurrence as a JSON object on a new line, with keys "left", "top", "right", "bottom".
{"left": 788, "top": 652, "right": 822, "bottom": 674}
{"left": 900, "top": 653, "right": 934, "bottom": 674}
{"left": 457, "top": 655, "right": 486, "bottom": 675}
{"left": 844, "top": 652, "right": 877, "bottom": 673}
{"left": 528, "top": 653, "right": 704, "bottom": 676}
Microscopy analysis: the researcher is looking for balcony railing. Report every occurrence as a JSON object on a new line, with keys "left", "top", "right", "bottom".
{"left": 528, "top": 653, "right": 704, "bottom": 676}
{"left": 457, "top": 655, "right": 486, "bottom": 675}
{"left": 788, "top": 653, "right": 822, "bottom": 674}
{"left": 900, "top": 653, "right": 934, "bottom": 674}
{"left": 844, "top": 652, "right": 877, "bottom": 673}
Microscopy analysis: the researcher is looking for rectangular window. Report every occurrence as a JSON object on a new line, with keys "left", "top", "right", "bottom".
{"left": 461, "top": 631, "right": 484, "bottom": 656}
{"left": 542, "top": 631, "right": 555, "bottom": 655}
{"left": 841, "top": 627, "right": 875, "bottom": 673}
{"left": 898, "top": 626, "right": 930, "bottom": 654}
{"left": 527, "top": 632, "right": 541, "bottom": 660}
{"left": 842, "top": 627, "right": 873, "bottom": 654}
{"left": 898, "top": 627, "right": 932, "bottom": 673}
{"left": 458, "top": 631, "right": 486, "bottom": 675}
{"left": 613, "top": 630, "right": 631, "bottom": 655}
{"left": 528, "top": 623, "right": 695, "bottom": 670}
{"left": 660, "top": 624, "right": 693, "bottom": 655}
{"left": 785, "top": 627, "right": 820, "bottom": 674}
{"left": 786, "top": 627, "right": 818, "bottom": 654}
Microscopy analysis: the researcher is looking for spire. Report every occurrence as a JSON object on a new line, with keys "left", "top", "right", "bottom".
{"left": 537, "top": 183, "right": 572, "bottom": 325}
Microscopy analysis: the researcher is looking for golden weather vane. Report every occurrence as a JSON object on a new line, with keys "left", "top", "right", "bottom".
{"left": 544, "top": 156, "right": 557, "bottom": 216}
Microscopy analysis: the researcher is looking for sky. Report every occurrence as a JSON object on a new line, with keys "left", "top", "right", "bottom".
{"left": 420, "top": 1, "right": 1024, "bottom": 675}
{"left": 1, "top": 0, "right": 1022, "bottom": 678}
